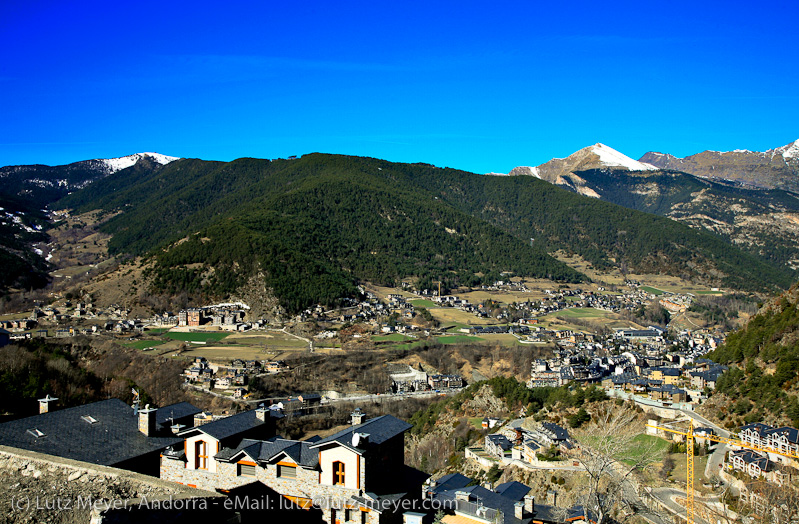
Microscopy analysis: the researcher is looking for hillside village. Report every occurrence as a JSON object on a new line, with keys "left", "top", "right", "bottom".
{"left": 4, "top": 271, "right": 795, "bottom": 524}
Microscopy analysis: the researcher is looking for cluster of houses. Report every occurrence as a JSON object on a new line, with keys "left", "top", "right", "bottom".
{"left": 528, "top": 335, "right": 728, "bottom": 408}
{"left": 481, "top": 419, "right": 574, "bottom": 466}
{"left": 387, "top": 364, "right": 464, "bottom": 393}
{"left": 423, "top": 472, "right": 593, "bottom": 524}
{"left": 183, "top": 356, "right": 289, "bottom": 398}
{"left": 723, "top": 423, "right": 799, "bottom": 487}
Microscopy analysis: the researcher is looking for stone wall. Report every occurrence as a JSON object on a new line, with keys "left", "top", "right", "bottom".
{"left": 0, "top": 445, "right": 228, "bottom": 524}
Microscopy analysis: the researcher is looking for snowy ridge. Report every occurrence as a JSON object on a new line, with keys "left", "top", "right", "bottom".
{"left": 99, "top": 152, "right": 180, "bottom": 174}
{"left": 590, "top": 143, "right": 657, "bottom": 171}
{"left": 769, "top": 139, "right": 799, "bottom": 160}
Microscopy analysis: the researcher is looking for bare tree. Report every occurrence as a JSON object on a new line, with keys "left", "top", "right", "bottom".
{"left": 569, "top": 405, "right": 665, "bottom": 524}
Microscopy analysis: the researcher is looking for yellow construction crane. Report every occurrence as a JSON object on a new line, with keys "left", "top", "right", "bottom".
{"left": 647, "top": 420, "right": 799, "bottom": 524}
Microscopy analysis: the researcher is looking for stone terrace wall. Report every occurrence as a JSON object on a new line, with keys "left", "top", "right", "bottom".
{"left": 0, "top": 445, "right": 228, "bottom": 524}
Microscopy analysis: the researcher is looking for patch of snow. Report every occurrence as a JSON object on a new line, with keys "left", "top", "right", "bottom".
{"left": 769, "top": 139, "right": 799, "bottom": 160}
{"left": 100, "top": 152, "right": 180, "bottom": 174}
{"left": 205, "top": 301, "right": 251, "bottom": 310}
{"left": 507, "top": 166, "right": 541, "bottom": 178}
{"left": 9, "top": 214, "right": 37, "bottom": 233}
{"left": 45, "top": 252, "right": 53, "bottom": 262}
{"left": 484, "top": 172, "right": 509, "bottom": 177}
{"left": 34, "top": 248, "right": 43, "bottom": 256}
{"left": 590, "top": 144, "right": 658, "bottom": 171}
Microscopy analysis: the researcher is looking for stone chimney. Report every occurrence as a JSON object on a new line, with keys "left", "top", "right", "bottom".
{"left": 38, "top": 394, "right": 58, "bottom": 414}
{"left": 352, "top": 432, "right": 370, "bottom": 448}
{"left": 351, "top": 408, "right": 366, "bottom": 426}
{"left": 455, "top": 491, "right": 470, "bottom": 502}
{"left": 255, "top": 403, "right": 268, "bottom": 422}
{"left": 138, "top": 404, "right": 157, "bottom": 436}
{"left": 515, "top": 502, "right": 525, "bottom": 520}
{"left": 547, "top": 489, "right": 557, "bottom": 506}
{"left": 525, "top": 494, "right": 535, "bottom": 514}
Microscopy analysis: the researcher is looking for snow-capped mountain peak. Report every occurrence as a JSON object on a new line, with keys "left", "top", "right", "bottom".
{"left": 769, "top": 139, "right": 799, "bottom": 160}
{"left": 99, "top": 152, "right": 180, "bottom": 174}
{"left": 589, "top": 143, "right": 657, "bottom": 171}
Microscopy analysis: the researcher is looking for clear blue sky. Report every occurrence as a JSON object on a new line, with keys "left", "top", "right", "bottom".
{"left": 1, "top": 0, "right": 797, "bottom": 174}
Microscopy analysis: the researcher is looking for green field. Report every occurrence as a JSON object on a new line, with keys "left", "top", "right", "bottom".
{"left": 555, "top": 308, "right": 611, "bottom": 319}
{"left": 640, "top": 286, "right": 665, "bottom": 296}
{"left": 436, "top": 335, "right": 484, "bottom": 344}
{"left": 620, "top": 434, "right": 670, "bottom": 465}
{"left": 410, "top": 299, "right": 437, "bottom": 308}
{"left": 164, "top": 332, "right": 230, "bottom": 343}
{"left": 468, "top": 417, "right": 485, "bottom": 429}
{"left": 124, "top": 340, "right": 166, "bottom": 350}
{"left": 373, "top": 333, "right": 413, "bottom": 342}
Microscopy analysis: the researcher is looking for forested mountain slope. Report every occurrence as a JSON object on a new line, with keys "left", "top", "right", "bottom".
{"left": 58, "top": 153, "right": 794, "bottom": 311}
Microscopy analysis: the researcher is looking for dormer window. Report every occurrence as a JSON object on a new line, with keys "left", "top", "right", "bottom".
{"left": 27, "top": 428, "right": 46, "bottom": 438}
{"left": 82, "top": 415, "right": 98, "bottom": 424}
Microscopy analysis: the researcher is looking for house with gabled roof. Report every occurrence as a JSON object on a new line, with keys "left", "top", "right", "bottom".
{"left": 425, "top": 474, "right": 595, "bottom": 524}
{"left": 161, "top": 409, "right": 427, "bottom": 524}
{"left": 730, "top": 449, "right": 772, "bottom": 478}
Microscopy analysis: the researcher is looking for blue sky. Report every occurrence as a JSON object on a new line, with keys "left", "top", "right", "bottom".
{"left": 1, "top": 0, "right": 797, "bottom": 173}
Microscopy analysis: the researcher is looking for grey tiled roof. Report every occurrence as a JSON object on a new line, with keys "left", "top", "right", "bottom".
{"left": 155, "top": 401, "right": 202, "bottom": 429}
{"left": 431, "top": 473, "right": 471, "bottom": 494}
{"left": 311, "top": 415, "right": 411, "bottom": 451}
{"left": 215, "top": 437, "right": 319, "bottom": 468}
{"left": 494, "top": 481, "right": 531, "bottom": 501}
{"left": 0, "top": 398, "right": 192, "bottom": 466}
{"left": 179, "top": 409, "right": 274, "bottom": 440}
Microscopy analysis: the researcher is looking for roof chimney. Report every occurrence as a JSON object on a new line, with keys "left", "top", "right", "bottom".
{"left": 352, "top": 432, "right": 370, "bottom": 448}
{"left": 455, "top": 491, "right": 470, "bottom": 502}
{"left": 38, "top": 394, "right": 58, "bottom": 414}
{"left": 138, "top": 404, "right": 157, "bottom": 436}
{"left": 351, "top": 408, "right": 366, "bottom": 426}
{"left": 525, "top": 494, "right": 535, "bottom": 514}
{"left": 515, "top": 502, "right": 525, "bottom": 520}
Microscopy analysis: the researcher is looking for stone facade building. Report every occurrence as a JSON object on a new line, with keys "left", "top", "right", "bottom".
{"left": 161, "top": 409, "right": 427, "bottom": 523}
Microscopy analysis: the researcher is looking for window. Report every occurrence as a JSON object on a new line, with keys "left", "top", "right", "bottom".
{"left": 333, "top": 461, "right": 345, "bottom": 486}
{"left": 238, "top": 463, "right": 256, "bottom": 477}
{"left": 344, "top": 509, "right": 352, "bottom": 521}
{"left": 277, "top": 464, "right": 297, "bottom": 479}
{"left": 195, "top": 440, "right": 207, "bottom": 470}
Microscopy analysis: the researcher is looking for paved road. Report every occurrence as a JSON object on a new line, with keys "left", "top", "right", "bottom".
{"left": 246, "top": 388, "right": 459, "bottom": 405}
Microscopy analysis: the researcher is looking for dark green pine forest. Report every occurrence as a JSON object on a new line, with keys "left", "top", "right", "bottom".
{"left": 57, "top": 153, "right": 795, "bottom": 312}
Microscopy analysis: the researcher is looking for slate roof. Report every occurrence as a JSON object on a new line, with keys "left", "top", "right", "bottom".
{"left": 767, "top": 426, "right": 799, "bottom": 444}
{"left": 495, "top": 481, "right": 531, "bottom": 501}
{"left": 215, "top": 437, "right": 320, "bottom": 468}
{"left": 732, "top": 449, "right": 771, "bottom": 471}
{"left": 310, "top": 415, "right": 411, "bottom": 451}
{"left": 434, "top": 484, "right": 531, "bottom": 524}
{"left": 179, "top": 408, "right": 280, "bottom": 441}
{"left": 486, "top": 433, "right": 513, "bottom": 450}
{"left": 432, "top": 477, "right": 585, "bottom": 524}
{"left": 430, "top": 473, "right": 472, "bottom": 494}
{"left": 155, "top": 402, "right": 202, "bottom": 429}
{"left": 0, "top": 398, "right": 192, "bottom": 466}
{"left": 740, "top": 422, "right": 773, "bottom": 438}
{"left": 541, "top": 422, "right": 569, "bottom": 441}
